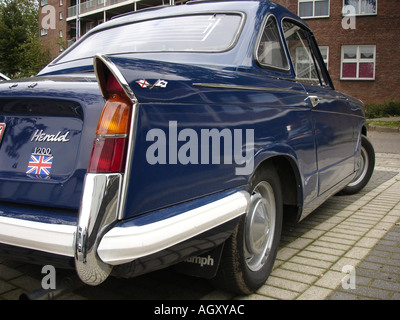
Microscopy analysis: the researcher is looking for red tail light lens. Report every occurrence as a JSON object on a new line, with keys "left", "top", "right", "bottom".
{"left": 88, "top": 71, "right": 132, "bottom": 173}
{"left": 88, "top": 137, "right": 127, "bottom": 173}
{"left": 106, "top": 73, "right": 124, "bottom": 95}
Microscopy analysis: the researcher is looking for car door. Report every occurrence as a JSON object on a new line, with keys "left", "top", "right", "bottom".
{"left": 255, "top": 14, "right": 319, "bottom": 206}
{"left": 282, "top": 19, "right": 358, "bottom": 195}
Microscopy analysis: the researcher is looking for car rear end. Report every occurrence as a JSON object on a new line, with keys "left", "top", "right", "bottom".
{"left": 0, "top": 74, "right": 104, "bottom": 266}
{"left": 0, "top": 60, "right": 142, "bottom": 284}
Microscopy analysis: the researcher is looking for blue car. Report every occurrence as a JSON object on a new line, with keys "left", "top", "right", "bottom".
{"left": 0, "top": 0, "right": 374, "bottom": 295}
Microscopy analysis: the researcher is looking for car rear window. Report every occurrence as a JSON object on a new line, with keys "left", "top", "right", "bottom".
{"left": 55, "top": 13, "right": 243, "bottom": 64}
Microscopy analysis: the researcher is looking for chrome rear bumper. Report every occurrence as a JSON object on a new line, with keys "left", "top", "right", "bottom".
{"left": 0, "top": 173, "right": 249, "bottom": 286}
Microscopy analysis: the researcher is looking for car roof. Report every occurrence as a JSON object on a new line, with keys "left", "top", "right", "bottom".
{"left": 41, "top": 0, "right": 309, "bottom": 76}
{"left": 94, "top": 0, "right": 303, "bottom": 32}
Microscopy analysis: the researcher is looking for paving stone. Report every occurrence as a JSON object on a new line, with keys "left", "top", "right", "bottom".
{"left": 257, "top": 285, "right": 298, "bottom": 300}
{"left": 297, "top": 286, "right": 332, "bottom": 300}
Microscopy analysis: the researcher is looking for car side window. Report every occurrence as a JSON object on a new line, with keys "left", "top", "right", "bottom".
{"left": 256, "top": 15, "right": 289, "bottom": 71}
{"left": 282, "top": 20, "right": 325, "bottom": 86}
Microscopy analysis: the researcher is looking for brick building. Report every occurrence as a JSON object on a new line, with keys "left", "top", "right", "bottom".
{"left": 38, "top": 0, "right": 69, "bottom": 59}
{"left": 269, "top": 0, "right": 400, "bottom": 104}
{"left": 39, "top": 0, "right": 400, "bottom": 104}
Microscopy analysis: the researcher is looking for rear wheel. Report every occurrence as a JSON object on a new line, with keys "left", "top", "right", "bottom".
{"left": 212, "top": 166, "right": 283, "bottom": 294}
{"left": 341, "top": 135, "right": 375, "bottom": 195}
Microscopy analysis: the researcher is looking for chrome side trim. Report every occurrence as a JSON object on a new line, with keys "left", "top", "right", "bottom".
{"left": 0, "top": 216, "right": 75, "bottom": 257}
{"left": 75, "top": 173, "right": 122, "bottom": 285}
{"left": 193, "top": 82, "right": 305, "bottom": 95}
{"left": 97, "top": 191, "right": 250, "bottom": 265}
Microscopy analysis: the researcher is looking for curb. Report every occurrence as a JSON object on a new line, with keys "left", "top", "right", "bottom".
{"left": 367, "top": 117, "right": 400, "bottom": 133}
{"left": 368, "top": 124, "right": 400, "bottom": 133}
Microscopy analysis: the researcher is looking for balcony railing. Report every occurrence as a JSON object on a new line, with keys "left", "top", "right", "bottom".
{"left": 67, "top": 0, "right": 135, "bottom": 19}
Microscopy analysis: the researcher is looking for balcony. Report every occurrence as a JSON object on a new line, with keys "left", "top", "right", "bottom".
{"left": 67, "top": 0, "right": 137, "bottom": 20}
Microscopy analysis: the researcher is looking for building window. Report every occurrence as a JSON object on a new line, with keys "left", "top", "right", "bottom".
{"left": 41, "top": 0, "right": 48, "bottom": 6}
{"left": 59, "top": 12, "right": 63, "bottom": 20}
{"left": 343, "top": 0, "right": 377, "bottom": 16}
{"left": 319, "top": 46, "right": 329, "bottom": 70}
{"left": 60, "top": 0, "right": 63, "bottom": 6}
{"left": 59, "top": 30, "right": 63, "bottom": 38}
{"left": 40, "top": 28, "right": 48, "bottom": 36}
{"left": 341, "top": 45, "right": 376, "bottom": 80}
{"left": 298, "top": 0, "right": 330, "bottom": 19}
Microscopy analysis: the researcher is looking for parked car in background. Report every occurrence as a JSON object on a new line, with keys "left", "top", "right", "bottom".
{"left": 0, "top": 0, "right": 374, "bottom": 295}
{"left": 0, "top": 73, "right": 10, "bottom": 81}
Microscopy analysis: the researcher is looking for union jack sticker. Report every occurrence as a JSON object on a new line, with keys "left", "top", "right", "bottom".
{"left": 26, "top": 154, "right": 53, "bottom": 176}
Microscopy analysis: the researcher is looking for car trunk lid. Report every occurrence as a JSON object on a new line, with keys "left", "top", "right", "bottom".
{"left": 0, "top": 75, "right": 104, "bottom": 210}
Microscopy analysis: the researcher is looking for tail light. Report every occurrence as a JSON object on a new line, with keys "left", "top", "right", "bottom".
{"left": 88, "top": 60, "right": 134, "bottom": 173}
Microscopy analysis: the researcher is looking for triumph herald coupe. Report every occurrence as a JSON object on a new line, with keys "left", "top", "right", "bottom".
{"left": 0, "top": 0, "right": 374, "bottom": 295}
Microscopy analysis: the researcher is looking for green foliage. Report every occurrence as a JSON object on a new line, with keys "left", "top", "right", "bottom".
{"left": 0, "top": 0, "right": 51, "bottom": 78}
{"left": 365, "top": 101, "right": 400, "bottom": 119}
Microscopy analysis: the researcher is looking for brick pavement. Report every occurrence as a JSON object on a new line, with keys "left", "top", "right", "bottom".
{"left": 231, "top": 153, "right": 400, "bottom": 300}
{"left": 0, "top": 153, "right": 399, "bottom": 300}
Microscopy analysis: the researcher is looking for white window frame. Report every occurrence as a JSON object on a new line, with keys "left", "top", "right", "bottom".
{"left": 340, "top": 45, "right": 376, "bottom": 80}
{"left": 40, "top": 28, "right": 48, "bottom": 36}
{"left": 319, "top": 46, "right": 329, "bottom": 70}
{"left": 342, "top": 0, "right": 377, "bottom": 16}
{"left": 298, "top": 0, "right": 330, "bottom": 19}
{"left": 295, "top": 46, "right": 319, "bottom": 82}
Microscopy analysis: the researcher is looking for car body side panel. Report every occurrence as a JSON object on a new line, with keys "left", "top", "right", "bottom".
{"left": 122, "top": 88, "right": 317, "bottom": 219}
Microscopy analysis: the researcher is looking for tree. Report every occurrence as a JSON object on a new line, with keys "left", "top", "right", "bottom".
{"left": 0, "top": 0, "right": 51, "bottom": 78}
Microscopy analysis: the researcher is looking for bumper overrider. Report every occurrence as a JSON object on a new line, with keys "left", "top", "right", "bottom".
{"left": 0, "top": 173, "right": 249, "bottom": 285}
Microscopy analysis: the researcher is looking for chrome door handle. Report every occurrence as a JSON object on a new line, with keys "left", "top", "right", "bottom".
{"left": 307, "top": 96, "right": 320, "bottom": 108}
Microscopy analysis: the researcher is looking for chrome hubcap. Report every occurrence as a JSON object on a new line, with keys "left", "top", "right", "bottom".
{"left": 348, "top": 145, "right": 368, "bottom": 187}
{"left": 244, "top": 181, "right": 276, "bottom": 271}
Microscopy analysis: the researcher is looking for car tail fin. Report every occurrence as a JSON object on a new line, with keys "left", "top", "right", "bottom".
{"left": 88, "top": 55, "right": 137, "bottom": 174}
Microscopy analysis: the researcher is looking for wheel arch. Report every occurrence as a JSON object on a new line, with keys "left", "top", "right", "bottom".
{"left": 252, "top": 153, "right": 303, "bottom": 218}
{"left": 362, "top": 124, "right": 368, "bottom": 137}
